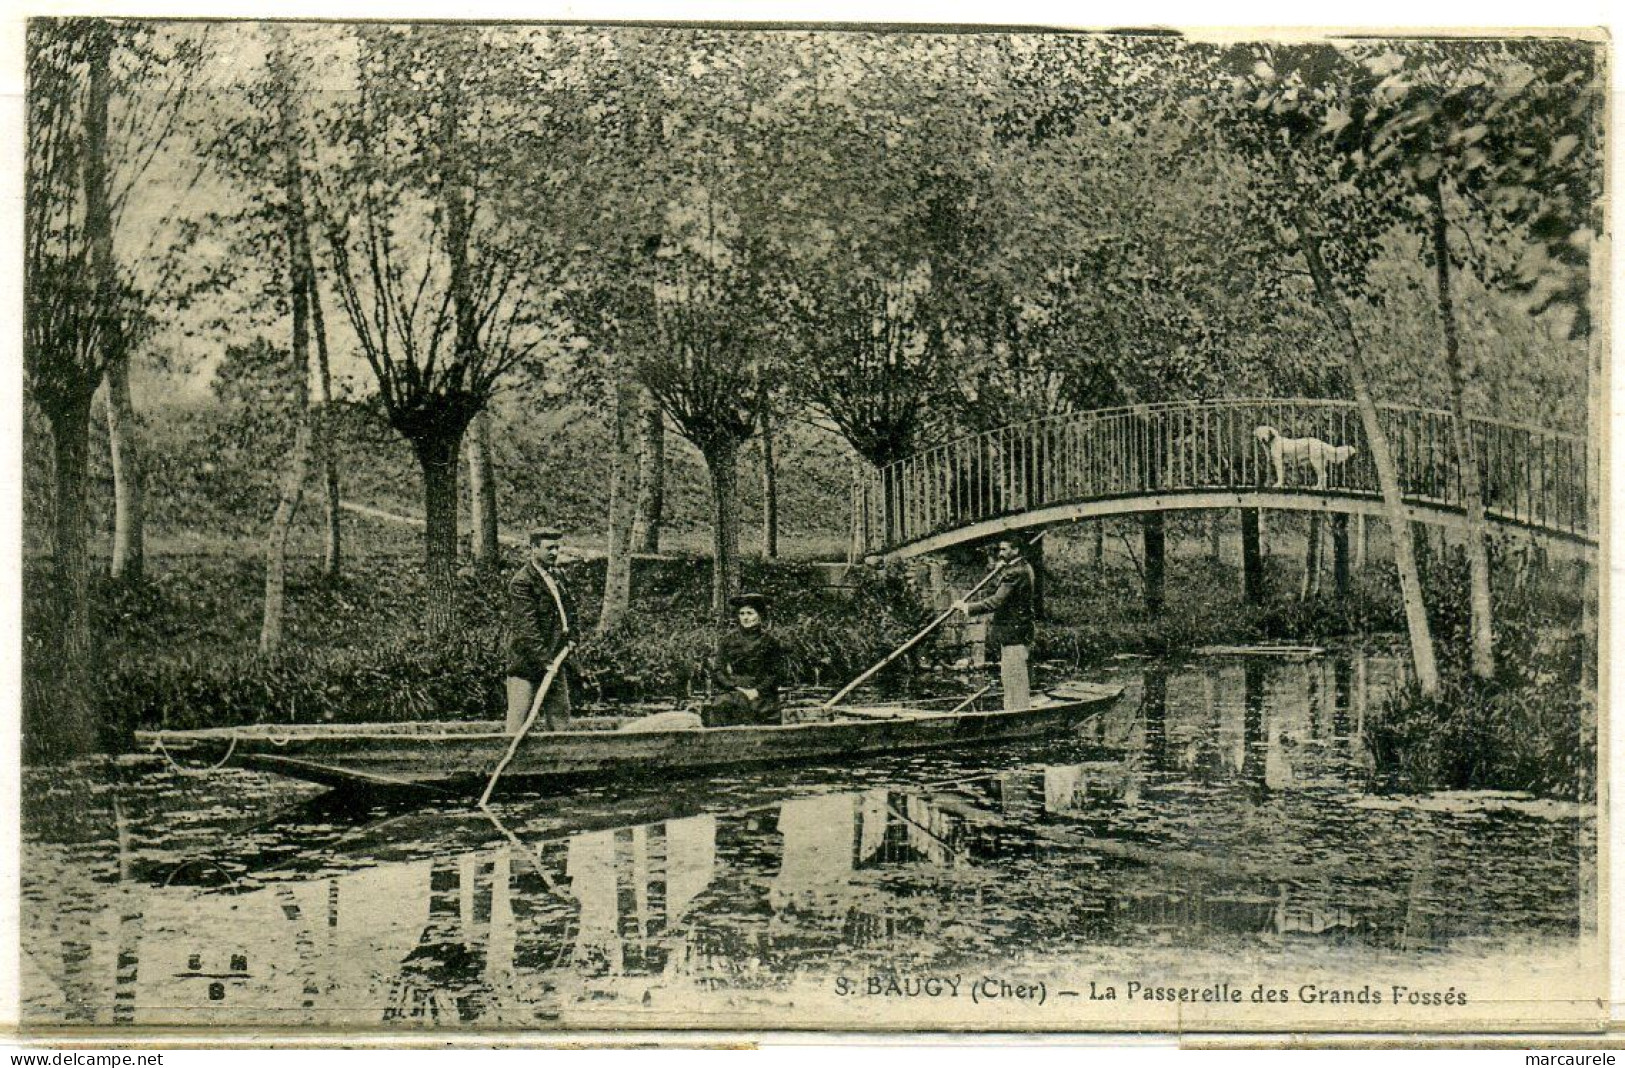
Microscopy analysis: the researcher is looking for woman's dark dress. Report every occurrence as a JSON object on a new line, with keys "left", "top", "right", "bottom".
{"left": 704, "top": 627, "right": 787, "bottom": 727}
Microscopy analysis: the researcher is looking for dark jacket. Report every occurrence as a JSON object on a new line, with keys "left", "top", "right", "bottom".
{"left": 505, "top": 562, "right": 575, "bottom": 680}
{"left": 967, "top": 558, "right": 1036, "bottom": 647}
{"left": 711, "top": 627, "right": 787, "bottom": 708}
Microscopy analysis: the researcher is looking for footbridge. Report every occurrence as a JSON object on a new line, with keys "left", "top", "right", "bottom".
{"left": 850, "top": 399, "right": 1596, "bottom": 561}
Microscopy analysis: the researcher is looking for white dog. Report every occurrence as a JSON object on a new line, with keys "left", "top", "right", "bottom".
{"left": 1254, "top": 425, "right": 1358, "bottom": 489}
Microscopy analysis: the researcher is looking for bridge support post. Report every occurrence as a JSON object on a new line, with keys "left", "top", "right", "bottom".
{"left": 1240, "top": 508, "right": 1264, "bottom": 606}
{"left": 1300, "top": 513, "right": 1324, "bottom": 600}
{"left": 1143, "top": 514, "right": 1166, "bottom": 617}
{"left": 1331, "top": 513, "right": 1351, "bottom": 598}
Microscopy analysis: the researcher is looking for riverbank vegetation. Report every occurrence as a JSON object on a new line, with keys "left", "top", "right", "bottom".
{"left": 24, "top": 550, "right": 927, "bottom": 747}
{"left": 27, "top": 510, "right": 1589, "bottom": 798}
{"left": 1365, "top": 553, "right": 1594, "bottom": 801}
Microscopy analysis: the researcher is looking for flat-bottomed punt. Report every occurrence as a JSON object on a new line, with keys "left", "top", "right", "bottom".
{"left": 135, "top": 683, "right": 1123, "bottom": 795}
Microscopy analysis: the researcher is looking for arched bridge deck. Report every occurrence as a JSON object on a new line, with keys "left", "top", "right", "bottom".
{"left": 851, "top": 399, "right": 1596, "bottom": 561}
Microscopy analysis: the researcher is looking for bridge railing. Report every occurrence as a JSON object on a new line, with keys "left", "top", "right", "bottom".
{"left": 851, "top": 399, "right": 1593, "bottom": 557}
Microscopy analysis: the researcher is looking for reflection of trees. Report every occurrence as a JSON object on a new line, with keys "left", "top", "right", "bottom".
{"left": 377, "top": 817, "right": 728, "bottom": 1022}
{"left": 385, "top": 857, "right": 498, "bottom": 1024}
{"left": 1140, "top": 667, "right": 1170, "bottom": 772}
{"left": 1332, "top": 658, "right": 1354, "bottom": 756}
{"left": 1240, "top": 660, "right": 1268, "bottom": 799}
{"left": 564, "top": 818, "right": 714, "bottom": 979}
{"left": 1113, "top": 871, "right": 1367, "bottom": 941}
{"left": 1190, "top": 666, "right": 1230, "bottom": 784}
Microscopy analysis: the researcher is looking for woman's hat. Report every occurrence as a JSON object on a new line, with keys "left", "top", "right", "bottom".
{"left": 729, "top": 592, "right": 769, "bottom": 612}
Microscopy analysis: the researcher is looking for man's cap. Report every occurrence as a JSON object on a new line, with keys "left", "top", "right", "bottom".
{"left": 729, "top": 592, "right": 770, "bottom": 611}
{"left": 528, "top": 527, "right": 564, "bottom": 546}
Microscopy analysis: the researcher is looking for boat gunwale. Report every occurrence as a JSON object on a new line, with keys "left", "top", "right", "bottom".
{"left": 133, "top": 688, "right": 1124, "bottom": 747}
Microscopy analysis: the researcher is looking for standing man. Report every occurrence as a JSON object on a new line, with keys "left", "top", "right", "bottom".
{"left": 954, "top": 536, "right": 1036, "bottom": 710}
{"left": 505, "top": 527, "right": 575, "bottom": 733}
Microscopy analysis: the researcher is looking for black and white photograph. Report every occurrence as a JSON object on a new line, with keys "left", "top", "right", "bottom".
{"left": 12, "top": 18, "right": 1606, "bottom": 1036}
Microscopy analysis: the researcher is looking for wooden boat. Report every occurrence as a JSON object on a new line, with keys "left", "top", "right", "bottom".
{"left": 133, "top": 682, "right": 1124, "bottom": 795}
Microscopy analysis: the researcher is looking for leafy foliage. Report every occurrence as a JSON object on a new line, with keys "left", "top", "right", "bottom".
{"left": 1366, "top": 546, "right": 1593, "bottom": 799}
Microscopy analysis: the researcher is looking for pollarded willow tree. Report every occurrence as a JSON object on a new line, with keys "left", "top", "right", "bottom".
{"left": 776, "top": 33, "right": 1001, "bottom": 471}
{"left": 316, "top": 24, "right": 564, "bottom": 635}
{"left": 553, "top": 28, "right": 803, "bottom": 623}
{"left": 25, "top": 19, "right": 121, "bottom": 758}
{"left": 635, "top": 193, "right": 768, "bottom": 622}
{"left": 24, "top": 17, "right": 211, "bottom": 756}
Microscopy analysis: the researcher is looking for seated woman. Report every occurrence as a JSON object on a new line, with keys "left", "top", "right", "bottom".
{"left": 704, "top": 592, "right": 787, "bottom": 728}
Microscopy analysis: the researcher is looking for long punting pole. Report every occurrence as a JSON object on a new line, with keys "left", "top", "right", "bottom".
{"left": 479, "top": 642, "right": 573, "bottom": 808}
{"left": 822, "top": 528, "right": 1048, "bottom": 710}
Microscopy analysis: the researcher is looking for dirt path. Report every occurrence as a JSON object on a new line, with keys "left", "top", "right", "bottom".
{"left": 338, "top": 500, "right": 605, "bottom": 559}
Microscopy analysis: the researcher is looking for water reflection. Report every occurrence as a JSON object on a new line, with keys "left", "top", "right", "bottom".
{"left": 21, "top": 648, "right": 1592, "bottom": 1028}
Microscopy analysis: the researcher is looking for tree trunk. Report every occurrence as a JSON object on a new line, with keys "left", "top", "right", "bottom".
{"left": 1091, "top": 520, "right": 1105, "bottom": 570}
{"left": 466, "top": 410, "right": 499, "bottom": 568}
{"left": 599, "top": 358, "right": 642, "bottom": 634}
{"left": 1430, "top": 174, "right": 1494, "bottom": 680}
{"left": 759, "top": 395, "right": 778, "bottom": 559}
{"left": 434, "top": 78, "right": 475, "bottom": 632}
{"left": 1240, "top": 507, "right": 1264, "bottom": 605}
{"left": 104, "top": 359, "right": 144, "bottom": 583}
{"left": 258, "top": 421, "right": 311, "bottom": 654}
{"left": 261, "top": 56, "right": 316, "bottom": 656}
{"left": 702, "top": 437, "right": 741, "bottom": 624}
{"left": 633, "top": 392, "right": 665, "bottom": 555}
{"left": 39, "top": 396, "right": 98, "bottom": 759}
{"left": 37, "top": 21, "right": 116, "bottom": 759}
{"left": 1143, "top": 512, "right": 1165, "bottom": 617}
{"left": 1298, "top": 210, "right": 1439, "bottom": 695}
{"left": 308, "top": 268, "right": 341, "bottom": 579}
{"left": 415, "top": 431, "right": 464, "bottom": 637}
{"left": 1209, "top": 511, "right": 1222, "bottom": 563}
{"left": 1331, "top": 513, "right": 1351, "bottom": 599}
{"left": 1299, "top": 512, "right": 1323, "bottom": 601}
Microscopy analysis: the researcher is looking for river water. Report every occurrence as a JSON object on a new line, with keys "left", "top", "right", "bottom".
{"left": 19, "top": 648, "right": 1598, "bottom": 1032}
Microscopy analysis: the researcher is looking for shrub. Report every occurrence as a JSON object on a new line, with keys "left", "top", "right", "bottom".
{"left": 1366, "top": 673, "right": 1594, "bottom": 801}
{"left": 1364, "top": 546, "right": 1594, "bottom": 801}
